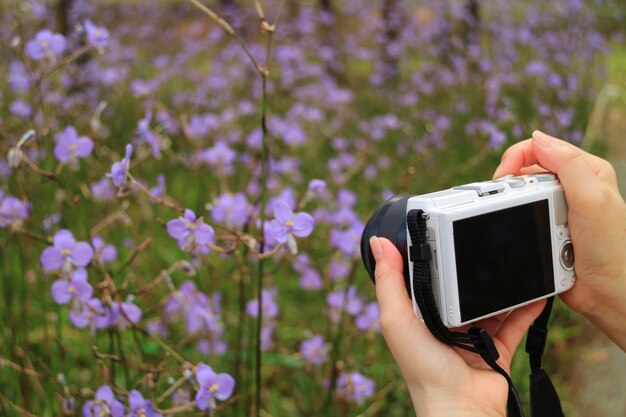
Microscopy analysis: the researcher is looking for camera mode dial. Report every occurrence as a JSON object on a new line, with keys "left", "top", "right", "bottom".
{"left": 559, "top": 239, "right": 575, "bottom": 270}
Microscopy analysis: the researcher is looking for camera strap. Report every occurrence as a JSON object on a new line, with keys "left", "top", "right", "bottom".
{"left": 406, "top": 209, "right": 565, "bottom": 417}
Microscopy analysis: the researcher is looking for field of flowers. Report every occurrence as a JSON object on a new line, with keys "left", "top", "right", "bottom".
{"left": 1, "top": 0, "right": 624, "bottom": 416}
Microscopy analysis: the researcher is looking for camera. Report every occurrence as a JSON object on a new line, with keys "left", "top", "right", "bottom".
{"left": 361, "top": 173, "right": 575, "bottom": 328}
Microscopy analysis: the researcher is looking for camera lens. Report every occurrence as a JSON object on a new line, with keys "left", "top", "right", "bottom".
{"left": 559, "top": 240, "right": 575, "bottom": 270}
{"left": 360, "top": 195, "right": 411, "bottom": 295}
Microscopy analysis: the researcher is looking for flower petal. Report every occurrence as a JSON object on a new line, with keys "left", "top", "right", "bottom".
{"left": 194, "top": 223, "right": 215, "bottom": 245}
{"left": 267, "top": 220, "right": 288, "bottom": 244}
{"left": 166, "top": 219, "right": 187, "bottom": 240}
{"left": 54, "top": 140, "right": 71, "bottom": 162}
{"left": 194, "top": 387, "right": 211, "bottom": 411}
{"left": 75, "top": 137, "right": 94, "bottom": 158}
{"left": 291, "top": 212, "right": 315, "bottom": 237}
{"left": 273, "top": 200, "right": 293, "bottom": 225}
{"left": 54, "top": 229, "right": 75, "bottom": 249}
{"left": 196, "top": 363, "right": 215, "bottom": 385}
{"left": 41, "top": 247, "right": 64, "bottom": 271}
{"left": 214, "top": 373, "right": 235, "bottom": 401}
{"left": 71, "top": 242, "right": 94, "bottom": 267}
{"left": 51, "top": 280, "right": 72, "bottom": 304}
{"left": 184, "top": 209, "right": 196, "bottom": 222}
{"left": 128, "top": 390, "right": 144, "bottom": 411}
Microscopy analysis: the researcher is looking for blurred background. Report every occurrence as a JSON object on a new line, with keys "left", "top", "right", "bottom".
{"left": 1, "top": 0, "right": 625, "bottom": 416}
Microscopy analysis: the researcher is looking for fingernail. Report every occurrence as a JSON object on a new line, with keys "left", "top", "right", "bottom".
{"left": 369, "top": 236, "right": 383, "bottom": 261}
{"left": 532, "top": 130, "right": 552, "bottom": 148}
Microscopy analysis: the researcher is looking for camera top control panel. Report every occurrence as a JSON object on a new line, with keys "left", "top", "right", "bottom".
{"left": 451, "top": 173, "right": 557, "bottom": 197}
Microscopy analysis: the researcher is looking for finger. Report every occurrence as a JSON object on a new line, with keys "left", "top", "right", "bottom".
{"left": 371, "top": 237, "right": 445, "bottom": 362}
{"left": 517, "top": 165, "right": 546, "bottom": 176}
{"left": 493, "top": 138, "right": 534, "bottom": 178}
{"left": 495, "top": 299, "right": 546, "bottom": 357}
{"left": 371, "top": 236, "right": 414, "bottom": 318}
{"left": 494, "top": 132, "right": 616, "bottom": 188}
{"left": 530, "top": 131, "right": 615, "bottom": 207}
{"left": 463, "top": 311, "right": 509, "bottom": 336}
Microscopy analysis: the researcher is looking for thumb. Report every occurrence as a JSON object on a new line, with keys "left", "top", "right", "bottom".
{"left": 370, "top": 236, "right": 414, "bottom": 317}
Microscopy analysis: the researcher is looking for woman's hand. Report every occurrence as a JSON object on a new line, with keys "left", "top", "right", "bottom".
{"left": 370, "top": 236, "right": 546, "bottom": 417}
{"left": 493, "top": 131, "right": 626, "bottom": 351}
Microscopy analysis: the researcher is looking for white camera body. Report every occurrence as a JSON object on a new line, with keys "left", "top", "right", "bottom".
{"left": 406, "top": 173, "right": 575, "bottom": 328}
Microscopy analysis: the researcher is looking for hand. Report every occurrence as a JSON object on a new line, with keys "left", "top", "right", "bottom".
{"left": 370, "top": 236, "right": 546, "bottom": 417}
{"left": 494, "top": 130, "right": 626, "bottom": 351}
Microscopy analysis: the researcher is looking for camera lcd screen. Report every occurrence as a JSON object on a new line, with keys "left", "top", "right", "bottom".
{"left": 453, "top": 200, "right": 554, "bottom": 323}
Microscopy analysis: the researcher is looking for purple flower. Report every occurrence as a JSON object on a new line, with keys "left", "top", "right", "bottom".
{"left": 327, "top": 286, "right": 363, "bottom": 323}
{"left": 128, "top": 390, "right": 161, "bottom": 417}
{"left": 40, "top": 229, "right": 94, "bottom": 272}
{"left": 299, "top": 268, "right": 322, "bottom": 291}
{"left": 54, "top": 126, "right": 94, "bottom": 163}
{"left": 70, "top": 298, "right": 113, "bottom": 330}
{"left": 300, "top": 334, "right": 329, "bottom": 365}
{"left": 51, "top": 268, "right": 93, "bottom": 304}
{"left": 112, "top": 301, "right": 142, "bottom": 329}
{"left": 329, "top": 221, "right": 364, "bottom": 257}
{"left": 82, "top": 385, "right": 124, "bottom": 417}
{"left": 488, "top": 129, "right": 507, "bottom": 148}
{"left": 246, "top": 289, "right": 279, "bottom": 319}
{"left": 261, "top": 324, "right": 275, "bottom": 350}
{"left": 84, "top": 20, "right": 110, "bottom": 49}
{"left": 92, "top": 236, "right": 117, "bottom": 264}
{"left": 109, "top": 144, "right": 133, "bottom": 187}
{"left": 198, "top": 141, "right": 236, "bottom": 171}
{"left": 187, "top": 114, "right": 219, "bottom": 139}
{"left": 0, "top": 195, "right": 30, "bottom": 228}
{"left": 329, "top": 260, "right": 350, "bottom": 281}
{"left": 10, "top": 100, "right": 32, "bottom": 118}
{"left": 149, "top": 175, "right": 166, "bottom": 200}
{"left": 337, "top": 189, "right": 357, "bottom": 208}
{"left": 8, "top": 61, "right": 31, "bottom": 93}
{"left": 211, "top": 193, "right": 251, "bottom": 229}
{"left": 195, "top": 363, "right": 235, "bottom": 411}
{"left": 166, "top": 209, "right": 215, "bottom": 252}
{"left": 307, "top": 179, "right": 327, "bottom": 195}
{"left": 137, "top": 111, "right": 161, "bottom": 157}
{"left": 91, "top": 177, "right": 116, "bottom": 200}
{"left": 336, "top": 371, "right": 375, "bottom": 404}
{"left": 355, "top": 302, "right": 380, "bottom": 332}
{"left": 25, "top": 30, "right": 66, "bottom": 61}
{"left": 267, "top": 200, "right": 314, "bottom": 245}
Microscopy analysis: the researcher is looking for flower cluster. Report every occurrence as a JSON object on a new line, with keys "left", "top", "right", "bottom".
{"left": 336, "top": 371, "right": 376, "bottom": 404}
{"left": 83, "top": 387, "right": 160, "bottom": 417}
{"left": 247, "top": 288, "right": 279, "bottom": 350}
{"left": 0, "top": 192, "right": 30, "bottom": 228}
{"left": 164, "top": 281, "right": 227, "bottom": 355}
{"left": 1, "top": 0, "right": 616, "bottom": 415}
{"left": 166, "top": 209, "right": 216, "bottom": 254}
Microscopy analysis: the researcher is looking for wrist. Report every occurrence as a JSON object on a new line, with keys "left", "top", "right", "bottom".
{"left": 409, "top": 388, "right": 506, "bottom": 417}
{"left": 580, "top": 288, "right": 626, "bottom": 351}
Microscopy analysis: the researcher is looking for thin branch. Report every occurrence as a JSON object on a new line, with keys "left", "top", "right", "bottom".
{"left": 130, "top": 176, "right": 184, "bottom": 213}
{"left": 187, "top": 0, "right": 266, "bottom": 75}
{"left": 120, "top": 236, "right": 153, "bottom": 270}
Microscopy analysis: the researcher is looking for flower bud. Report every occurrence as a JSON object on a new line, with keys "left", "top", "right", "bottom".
{"left": 7, "top": 148, "right": 22, "bottom": 168}
{"left": 179, "top": 260, "right": 196, "bottom": 276}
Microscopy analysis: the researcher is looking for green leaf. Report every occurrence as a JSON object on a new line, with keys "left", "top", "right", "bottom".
{"left": 262, "top": 353, "right": 304, "bottom": 368}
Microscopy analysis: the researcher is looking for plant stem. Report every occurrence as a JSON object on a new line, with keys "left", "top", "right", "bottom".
{"left": 254, "top": 69, "right": 269, "bottom": 417}
{"left": 324, "top": 261, "right": 358, "bottom": 413}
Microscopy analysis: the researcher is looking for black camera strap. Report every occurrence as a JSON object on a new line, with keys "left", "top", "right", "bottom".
{"left": 406, "top": 209, "right": 565, "bottom": 417}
